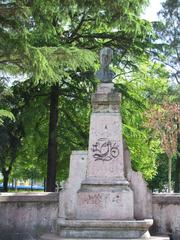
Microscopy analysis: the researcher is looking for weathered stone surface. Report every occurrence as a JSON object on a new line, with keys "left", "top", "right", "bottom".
{"left": 1, "top": 193, "right": 180, "bottom": 239}
{"left": 77, "top": 185, "right": 134, "bottom": 220}
{"left": 0, "top": 193, "right": 58, "bottom": 240}
{"left": 57, "top": 219, "right": 153, "bottom": 239}
{"left": 75, "top": 83, "right": 134, "bottom": 221}
{"left": 86, "top": 113, "right": 125, "bottom": 180}
{"left": 92, "top": 83, "right": 120, "bottom": 113}
{"left": 0, "top": 192, "right": 59, "bottom": 202}
{"left": 59, "top": 151, "right": 87, "bottom": 219}
{"left": 152, "top": 193, "right": 180, "bottom": 204}
{"left": 41, "top": 234, "right": 169, "bottom": 240}
{"left": 59, "top": 140, "right": 153, "bottom": 221}
{"left": 123, "top": 141, "right": 153, "bottom": 220}
{"left": 152, "top": 194, "right": 180, "bottom": 240}
{"left": 87, "top": 84, "right": 124, "bottom": 180}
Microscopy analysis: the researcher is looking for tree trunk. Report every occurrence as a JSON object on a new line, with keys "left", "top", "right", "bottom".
{"left": 175, "top": 133, "right": 180, "bottom": 192}
{"left": 43, "top": 178, "right": 46, "bottom": 192}
{"left": 15, "top": 179, "right": 17, "bottom": 192}
{"left": 46, "top": 84, "right": 59, "bottom": 192}
{"left": 168, "top": 157, "right": 172, "bottom": 193}
{"left": 31, "top": 178, "right": 33, "bottom": 191}
{"left": 2, "top": 170, "right": 9, "bottom": 192}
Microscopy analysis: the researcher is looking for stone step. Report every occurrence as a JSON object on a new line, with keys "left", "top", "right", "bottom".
{"left": 40, "top": 233, "right": 170, "bottom": 240}
{"left": 56, "top": 219, "right": 153, "bottom": 239}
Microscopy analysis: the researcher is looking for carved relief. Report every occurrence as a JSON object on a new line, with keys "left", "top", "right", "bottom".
{"left": 92, "top": 138, "right": 119, "bottom": 161}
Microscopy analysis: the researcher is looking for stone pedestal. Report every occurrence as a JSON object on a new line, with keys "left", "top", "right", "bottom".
{"left": 41, "top": 234, "right": 170, "bottom": 240}
{"left": 57, "top": 219, "right": 153, "bottom": 239}
{"left": 76, "top": 83, "right": 134, "bottom": 220}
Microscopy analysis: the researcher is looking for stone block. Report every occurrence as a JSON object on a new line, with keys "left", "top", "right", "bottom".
{"left": 152, "top": 194, "right": 180, "bottom": 238}
{"left": 59, "top": 151, "right": 87, "bottom": 219}
{"left": 56, "top": 219, "right": 154, "bottom": 239}
{"left": 77, "top": 185, "right": 134, "bottom": 220}
{"left": 123, "top": 141, "right": 152, "bottom": 219}
{"left": 41, "top": 236, "right": 169, "bottom": 240}
{"left": 87, "top": 113, "right": 125, "bottom": 180}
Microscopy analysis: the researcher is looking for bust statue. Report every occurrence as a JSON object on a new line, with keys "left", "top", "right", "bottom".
{"left": 95, "top": 47, "right": 115, "bottom": 83}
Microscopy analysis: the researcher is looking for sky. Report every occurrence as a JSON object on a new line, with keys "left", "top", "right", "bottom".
{"left": 141, "top": 0, "right": 165, "bottom": 21}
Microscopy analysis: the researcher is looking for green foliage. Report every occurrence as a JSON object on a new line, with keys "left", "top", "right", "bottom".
{"left": 147, "top": 83, "right": 180, "bottom": 191}
{"left": 10, "top": 73, "right": 96, "bottom": 182}
{"left": 0, "top": 0, "right": 154, "bottom": 83}
{"left": 9, "top": 81, "right": 49, "bottom": 180}
{"left": 149, "top": 153, "right": 177, "bottom": 192}
{"left": 115, "top": 60, "right": 168, "bottom": 180}
{"left": 154, "top": 0, "right": 180, "bottom": 83}
{"left": 142, "top": 0, "right": 180, "bottom": 191}
{"left": 27, "top": 46, "right": 97, "bottom": 84}
{"left": 0, "top": 79, "right": 24, "bottom": 190}
{"left": 0, "top": 81, "right": 15, "bottom": 125}
{"left": 0, "top": 109, "right": 15, "bottom": 125}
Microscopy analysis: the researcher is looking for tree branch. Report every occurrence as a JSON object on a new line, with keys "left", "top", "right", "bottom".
{"left": 68, "top": 11, "right": 87, "bottom": 43}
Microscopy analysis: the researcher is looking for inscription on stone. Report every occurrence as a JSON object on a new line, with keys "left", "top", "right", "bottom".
{"left": 83, "top": 194, "right": 103, "bottom": 205}
{"left": 92, "top": 138, "right": 119, "bottom": 161}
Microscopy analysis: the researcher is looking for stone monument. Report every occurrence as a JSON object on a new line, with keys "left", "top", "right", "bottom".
{"left": 76, "top": 48, "right": 134, "bottom": 221}
{"left": 40, "top": 48, "right": 169, "bottom": 240}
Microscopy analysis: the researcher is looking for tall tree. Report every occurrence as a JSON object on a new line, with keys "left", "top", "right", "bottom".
{"left": 0, "top": 81, "right": 23, "bottom": 191}
{"left": 169, "top": 85, "right": 180, "bottom": 192}
{"left": 155, "top": 0, "right": 180, "bottom": 84}
{"left": 175, "top": 132, "right": 180, "bottom": 192}
{"left": 147, "top": 0, "right": 180, "bottom": 192}
{"left": 147, "top": 102, "right": 180, "bottom": 192}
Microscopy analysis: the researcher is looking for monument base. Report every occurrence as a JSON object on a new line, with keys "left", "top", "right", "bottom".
{"left": 77, "top": 181, "right": 134, "bottom": 220}
{"left": 56, "top": 219, "right": 153, "bottom": 239}
{"left": 40, "top": 234, "right": 169, "bottom": 240}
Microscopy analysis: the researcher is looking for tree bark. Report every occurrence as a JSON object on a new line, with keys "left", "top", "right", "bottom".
{"left": 2, "top": 170, "right": 9, "bottom": 192}
{"left": 168, "top": 157, "right": 172, "bottom": 193}
{"left": 46, "top": 84, "right": 59, "bottom": 192}
{"left": 175, "top": 133, "right": 180, "bottom": 192}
